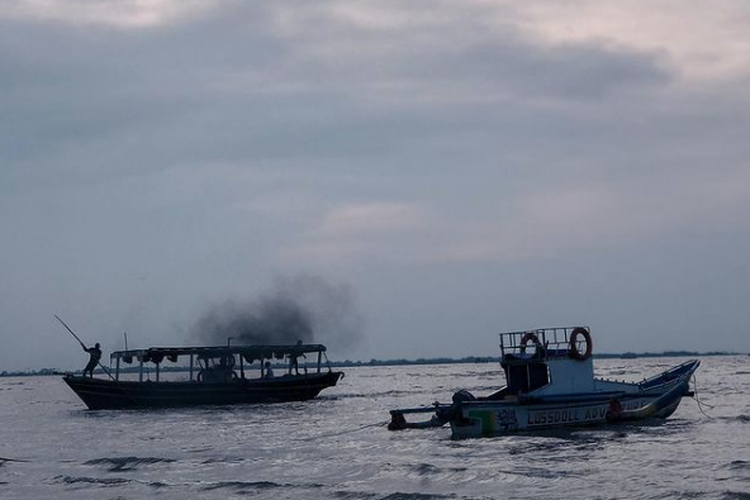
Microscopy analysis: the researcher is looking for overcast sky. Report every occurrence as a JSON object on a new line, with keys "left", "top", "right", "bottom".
{"left": 1, "top": 0, "right": 749, "bottom": 371}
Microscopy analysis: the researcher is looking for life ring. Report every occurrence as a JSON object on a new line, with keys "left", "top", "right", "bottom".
{"left": 520, "top": 331, "right": 545, "bottom": 357}
{"left": 568, "top": 327, "right": 592, "bottom": 361}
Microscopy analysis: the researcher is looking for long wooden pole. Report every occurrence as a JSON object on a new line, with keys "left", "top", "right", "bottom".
{"left": 54, "top": 314, "right": 116, "bottom": 381}
{"left": 54, "top": 314, "right": 86, "bottom": 349}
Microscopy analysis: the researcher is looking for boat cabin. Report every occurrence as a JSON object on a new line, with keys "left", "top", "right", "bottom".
{"left": 109, "top": 344, "right": 333, "bottom": 383}
{"left": 499, "top": 326, "right": 595, "bottom": 396}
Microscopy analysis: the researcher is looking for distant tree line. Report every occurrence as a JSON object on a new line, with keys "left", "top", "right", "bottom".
{"left": 0, "top": 350, "right": 742, "bottom": 377}
{"left": 329, "top": 356, "right": 499, "bottom": 367}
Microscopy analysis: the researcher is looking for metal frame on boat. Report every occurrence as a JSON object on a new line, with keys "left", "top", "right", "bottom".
{"left": 389, "top": 326, "right": 699, "bottom": 439}
{"left": 63, "top": 344, "right": 343, "bottom": 410}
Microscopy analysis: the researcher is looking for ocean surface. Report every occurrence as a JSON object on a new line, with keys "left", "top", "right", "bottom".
{"left": 0, "top": 356, "right": 748, "bottom": 500}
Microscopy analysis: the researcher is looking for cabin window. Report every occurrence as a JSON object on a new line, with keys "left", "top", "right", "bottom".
{"left": 528, "top": 363, "right": 549, "bottom": 390}
{"left": 506, "top": 362, "right": 550, "bottom": 394}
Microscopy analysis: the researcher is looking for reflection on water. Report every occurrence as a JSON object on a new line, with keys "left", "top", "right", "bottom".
{"left": 0, "top": 356, "right": 748, "bottom": 499}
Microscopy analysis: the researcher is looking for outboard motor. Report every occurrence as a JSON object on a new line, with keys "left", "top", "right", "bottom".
{"left": 388, "top": 389, "right": 477, "bottom": 431}
{"left": 451, "top": 389, "right": 476, "bottom": 405}
{"left": 433, "top": 389, "right": 478, "bottom": 424}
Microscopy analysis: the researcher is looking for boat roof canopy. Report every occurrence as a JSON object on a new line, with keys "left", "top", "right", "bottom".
{"left": 110, "top": 344, "right": 328, "bottom": 363}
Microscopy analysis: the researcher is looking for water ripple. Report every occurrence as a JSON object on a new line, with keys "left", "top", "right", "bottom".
{"left": 55, "top": 475, "right": 131, "bottom": 487}
{"left": 1, "top": 358, "right": 748, "bottom": 499}
{"left": 83, "top": 456, "right": 175, "bottom": 472}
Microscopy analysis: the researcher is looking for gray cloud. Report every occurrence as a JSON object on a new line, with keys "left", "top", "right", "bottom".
{"left": 1, "top": 1, "right": 748, "bottom": 371}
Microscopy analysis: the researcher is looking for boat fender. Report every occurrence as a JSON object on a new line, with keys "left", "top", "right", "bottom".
{"left": 568, "top": 327, "right": 593, "bottom": 361}
{"left": 605, "top": 398, "right": 623, "bottom": 422}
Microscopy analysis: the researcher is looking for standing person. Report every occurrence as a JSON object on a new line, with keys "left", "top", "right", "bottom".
{"left": 82, "top": 343, "right": 102, "bottom": 377}
{"left": 289, "top": 339, "right": 306, "bottom": 375}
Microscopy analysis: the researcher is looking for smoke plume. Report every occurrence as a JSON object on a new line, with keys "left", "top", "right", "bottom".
{"left": 190, "top": 275, "right": 365, "bottom": 348}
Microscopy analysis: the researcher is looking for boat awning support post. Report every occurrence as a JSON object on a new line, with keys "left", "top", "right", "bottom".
{"left": 317, "top": 351, "right": 322, "bottom": 373}
{"left": 139, "top": 356, "right": 144, "bottom": 382}
{"left": 189, "top": 354, "right": 194, "bottom": 382}
{"left": 115, "top": 357, "right": 120, "bottom": 381}
{"left": 156, "top": 362, "right": 160, "bottom": 382}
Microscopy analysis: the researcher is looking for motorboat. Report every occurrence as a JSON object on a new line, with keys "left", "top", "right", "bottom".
{"left": 388, "top": 326, "right": 699, "bottom": 439}
{"left": 63, "top": 343, "right": 343, "bottom": 410}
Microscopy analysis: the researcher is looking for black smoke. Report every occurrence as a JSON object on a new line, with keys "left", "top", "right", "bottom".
{"left": 190, "top": 275, "right": 365, "bottom": 348}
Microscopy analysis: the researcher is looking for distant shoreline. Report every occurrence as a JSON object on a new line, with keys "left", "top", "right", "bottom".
{"left": 0, "top": 350, "right": 744, "bottom": 378}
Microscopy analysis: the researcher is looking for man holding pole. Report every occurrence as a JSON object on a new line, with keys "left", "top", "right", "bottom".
{"left": 82, "top": 343, "right": 102, "bottom": 377}
{"left": 54, "top": 315, "right": 113, "bottom": 380}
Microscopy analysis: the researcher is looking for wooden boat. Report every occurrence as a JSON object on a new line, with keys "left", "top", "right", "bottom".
{"left": 63, "top": 344, "right": 343, "bottom": 410}
{"left": 388, "top": 326, "right": 699, "bottom": 439}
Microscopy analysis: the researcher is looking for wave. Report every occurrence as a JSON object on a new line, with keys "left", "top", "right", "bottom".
{"left": 708, "top": 415, "right": 750, "bottom": 425}
{"left": 201, "top": 457, "right": 245, "bottom": 464}
{"left": 604, "top": 369, "right": 640, "bottom": 376}
{"left": 673, "top": 491, "right": 708, "bottom": 499}
{"left": 332, "top": 491, "right": 379, "bottom": 500}
{"left": 333, "top": 493, "right": 460, "bottom": 500}
{"left": 322, "top": 390, "right": 422, "bottom": 399}
{"left": 460, "top": 385, "right": 501, "bottom": 394}
{"left": 721, "top": 491, "right": 750, "bottom": 500}
{"left": 726, "top": 460, "right": 750, "bottom": 470}
{"left": 201, "top": 480, "right": 323, "bottom": 492}
{"left": 84, "top": 456, "right": 175, "bottom": 472}
{"left": 406, "top": 463, "right": 467, "bottom": 477}
{"left": 380, "top": 493, "right": 458, "bottom": 500}
{"left": 185, "top": 446, "right": 213, "bottom": 453}
{"left": 55, "top": 475, "right": 130, "bottom": 486}
{"left": 202, "top": 480, "right": 285, "bottom": 491}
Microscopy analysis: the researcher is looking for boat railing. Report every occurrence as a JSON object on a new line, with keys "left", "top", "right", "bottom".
{"left": 107, "top": 344, "right": 333, "bottom": 383}
{"left": 499, "top": 326, "right": 589, "bottom": 359}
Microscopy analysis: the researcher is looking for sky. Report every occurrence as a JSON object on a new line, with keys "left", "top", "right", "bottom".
{"left": 1, "top": 0, "right": 749, "bottom": 371}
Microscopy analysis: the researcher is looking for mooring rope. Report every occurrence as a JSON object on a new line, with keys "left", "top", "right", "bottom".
{"left": 691, "top": 374, "right": 714, "bottom": 419}
{"left": 300, "top": 419, "right": 390, "bottom": 441}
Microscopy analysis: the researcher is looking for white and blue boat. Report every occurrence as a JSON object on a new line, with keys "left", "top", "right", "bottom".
{"left": 389, "top": 326, "right": 699, "bottom": 439}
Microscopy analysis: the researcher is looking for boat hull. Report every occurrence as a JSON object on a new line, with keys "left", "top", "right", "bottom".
{"left": 63, "top": 371, "right": 343, "bottom": 410}
{"left": 450, "top": 375, "right": 693, "bottom": 439}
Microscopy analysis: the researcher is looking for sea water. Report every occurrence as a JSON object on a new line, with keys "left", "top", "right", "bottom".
{"left": 0, "top": 356, "right": 748, "bottom": 499}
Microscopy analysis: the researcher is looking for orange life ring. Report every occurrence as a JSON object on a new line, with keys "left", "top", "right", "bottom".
{"left": 568, "top": 327, "right": 592, "bottom": 360}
